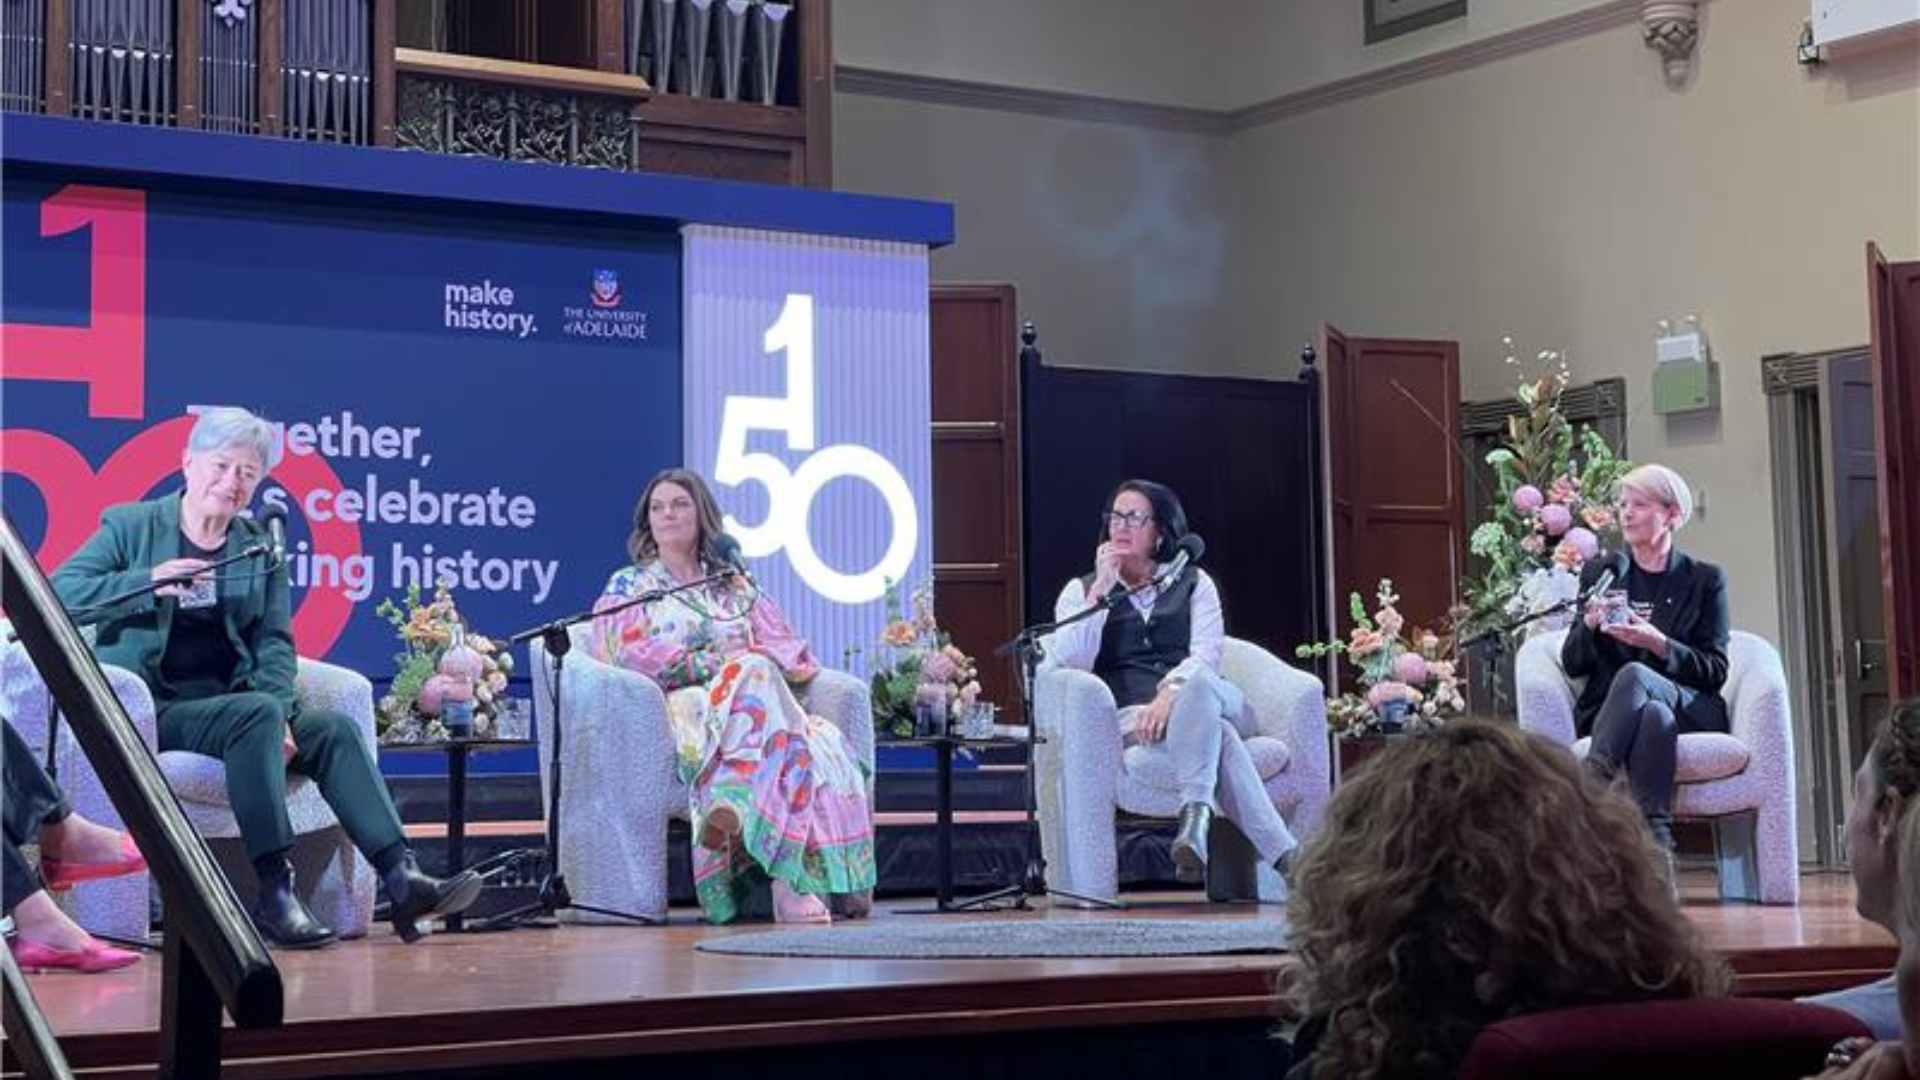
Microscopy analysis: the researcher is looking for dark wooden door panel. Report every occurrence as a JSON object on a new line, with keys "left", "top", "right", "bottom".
{"left": 931, "top": 285, "right": 1023, "bottom": 721}
{"left": 1866, "top": 244, "right": 1920, "bottom": 700}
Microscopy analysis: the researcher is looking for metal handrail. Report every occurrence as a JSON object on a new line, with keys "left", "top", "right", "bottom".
{"left": 0, "top": 512, "right": 281, "bottom": 1076}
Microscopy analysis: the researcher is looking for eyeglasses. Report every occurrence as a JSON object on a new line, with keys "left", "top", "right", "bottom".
{"left": 1102, "top": 510, "right": 1154, "bottom": 530}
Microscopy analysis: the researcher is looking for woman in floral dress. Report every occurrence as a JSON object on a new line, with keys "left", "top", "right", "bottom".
{"left": 588, "top": 468, "right": 874, "bottom": 924}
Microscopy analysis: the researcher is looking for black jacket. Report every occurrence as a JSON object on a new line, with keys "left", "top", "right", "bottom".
{"left": 1560, "top": 549, "right": 1730, "bottom": 737}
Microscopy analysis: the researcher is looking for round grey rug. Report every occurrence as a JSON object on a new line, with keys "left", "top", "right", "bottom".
{"left": 695, "top": 917, "right": 1289, "bottom": 959}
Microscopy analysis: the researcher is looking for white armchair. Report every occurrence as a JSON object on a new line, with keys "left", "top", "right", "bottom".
{"left": 1516, "top": 629, "right": 1798, "bottom": 904}
{"left": 0, "top": 647, "right": 379, "bottom": 939}
{"left": 1033, "top": 637, "right": 1330, "bottom": 906}
{"left": 529, "top": 626, "right": 875, "bottom": 922}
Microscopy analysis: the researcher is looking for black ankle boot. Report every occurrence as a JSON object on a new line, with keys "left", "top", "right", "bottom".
{"left": 1170, "top": 802, "right": 1212, "bottom": 884}
{"left": 383, "top": 849, "right": 484, "bottom": 944}
{"left": 252, "top": 859, "right": 336, "bottom": 950}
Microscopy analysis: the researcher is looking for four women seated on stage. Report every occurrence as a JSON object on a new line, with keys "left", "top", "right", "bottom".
{"left": 1048, "top": 479, "right": 1297, "bottom": 884}
{"left": 3, "top": 716, "right": 147, "bottom": 973}
{"left": 52, "top": 407, "right": 482, "bottom": 949}
{"left": 586, "top": 468, "right": 875, "bottom": 925}
{"left": 1564, "top": 463, "right": 1729, "bottom": 884}
{"left": 1282, "top": 718, "right": 1730, "bottom": 1079}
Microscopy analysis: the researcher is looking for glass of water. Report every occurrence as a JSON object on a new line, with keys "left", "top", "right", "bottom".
{"left": 496, "top": 697, "right": 534, "bottom": 741}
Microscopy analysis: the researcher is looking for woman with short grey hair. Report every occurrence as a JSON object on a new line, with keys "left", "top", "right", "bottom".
{"left": 51, "top": 406, "right": 481, "bottom": 948}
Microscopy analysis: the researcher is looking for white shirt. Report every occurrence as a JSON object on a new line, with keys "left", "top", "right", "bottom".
{"left": 1047, "top": 566, "right": 1223, "bottom": 691}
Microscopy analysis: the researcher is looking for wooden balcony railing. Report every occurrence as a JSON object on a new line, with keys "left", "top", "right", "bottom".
{"left": 0, "top": 0, "right": 831, "bottom": 185}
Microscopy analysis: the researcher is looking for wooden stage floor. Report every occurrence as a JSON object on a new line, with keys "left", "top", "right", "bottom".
{"left": 16, "top": 870, "right": 1898, "bottom": 1078}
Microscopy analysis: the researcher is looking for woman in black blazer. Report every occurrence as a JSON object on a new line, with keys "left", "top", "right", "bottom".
{"left": 1562, "top": 464, "right": 1729, "bottom": 858}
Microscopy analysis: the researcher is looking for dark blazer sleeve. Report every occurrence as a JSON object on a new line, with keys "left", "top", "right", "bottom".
{"left": 51, "top": 505, "right": 159, "bottom": 617}
{"left": 1560, "top": 555, "right": 1621, "bottom": 679}
{"left": 1661, "top": 562, "right": 1730, "bottom": 694}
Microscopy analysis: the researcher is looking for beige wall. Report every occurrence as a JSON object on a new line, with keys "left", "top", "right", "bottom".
{"left": 1227, "top": 0, "right": 1920, "bottom": 647}
{"left": 834, "top": 93, "right": 1242, "bottom": 374}
{"left": 837, "top": 0, "right": 1920, "bottom": 651}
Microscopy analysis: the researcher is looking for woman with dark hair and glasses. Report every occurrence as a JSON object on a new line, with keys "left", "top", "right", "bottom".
{"left": 1047, "top": 479, "right": 1297, "bottom": 885}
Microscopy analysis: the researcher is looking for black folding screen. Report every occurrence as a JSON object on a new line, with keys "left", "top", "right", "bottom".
{"left": 1020, "top": 354, "right": 1329, "bottom": 668}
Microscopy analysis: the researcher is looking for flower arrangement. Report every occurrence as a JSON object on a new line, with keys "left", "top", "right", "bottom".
{"left": 859, "top": 581, "right": 982, "bottom": 739}
{"left": 1296, "top": 580, "right": 1465, "bottom": 739}
{"left": 374, "top": 584, "right": 513, "bottom": 743}
{"left": 1458, "top": 340, "right": 1632, "bottom": 643}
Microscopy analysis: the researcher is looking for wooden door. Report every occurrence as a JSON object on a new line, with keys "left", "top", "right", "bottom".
{"left": 930, "top": 285, "right": 1024, "bottom": 722}
{"left": 1867, "top": 244, "right": 1920, "bottom": 701}
{"left": 1819, "top": 350, "right": 1889, "bottom": 772}
{"left": 1321, "top": 326, "right": 1465, "bottom": 636}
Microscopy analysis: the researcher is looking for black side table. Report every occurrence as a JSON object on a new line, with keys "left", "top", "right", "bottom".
{"left": 882, "top": 733, "right": 1041, "bottom": 911}
{"left": 381, "top": 737, "right": 534, "bottom": 931}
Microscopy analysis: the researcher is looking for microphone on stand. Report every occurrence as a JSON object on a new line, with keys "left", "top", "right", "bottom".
{"left": 1155, "top": 533, "right": 1206, "bottom": 589}
{"left": 258, "top": 503, "right": 289, "bottom": 569}
{"left": 712, "top": 533, "right": 749, "bottom": 578}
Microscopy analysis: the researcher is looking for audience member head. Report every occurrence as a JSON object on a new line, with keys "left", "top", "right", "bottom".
{"left": 1098, "top": 479, "right": 1188, "bottom": 565}
{"left": 1286, "top": 719, "right": 1728, "bottom": 1079}
{"left": 626, "top": 468, "right": 729, "bottom": 568}
{"left": 1850, "top": 699, "right": 1920, "bottom": 930}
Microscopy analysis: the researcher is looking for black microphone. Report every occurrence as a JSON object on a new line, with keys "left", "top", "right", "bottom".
{"left": 1582, "top": 551, "right": 1627, "bottom": 601}
{"left": 712, "top": 533, "right": 748, "bottom": 576}
{"left": 1158, "top": 533, "right": 1205, "bottom": 586}
{"left": 258, "top": 503, "right": 289, "bottom": 568}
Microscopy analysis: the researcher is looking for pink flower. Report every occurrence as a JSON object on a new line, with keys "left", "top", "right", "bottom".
{"left": 1348, "top": 629, "right": 1386, "bottom": 657}
{"left": 1549, "top": 475, "right": 1579, "bottom": 504}
{"left": 1538, "top": 504, "right": 1573, "bottom": 537}
{"left": 1392, "top": 652, "right": 1430, "bottom": 685}
{"left": 1552, "top": 540, "right": 1582, "bottom": 571}
{"left": 882, "top": 621, "right": 918, "bottom": 647}
{"left": 1366, "top": 681, "right": 1421, "bottom": 709}
{"left": 921, "top": 652, "right": 959, "bottom": 684}
{"left": 1581, "top": 505, "right": 1614, "bottom": 530}
{"left": 1512, "top": 485, "right": 1544, "bottom": 513}
{"left": 1420, "top": 631, "right": 1441, "bottom": 652}
{"left": 1563, "top": 526, "right": 1599, "bottom": 562}
{"left": 1427, "top": 661, "right": 1456, "bottom": 681}
{"left": 1520, "top": 534, "right": 1547, "bottom": 556}
{"left": 1376, "top": 608, "right": 1405, "bottom": 639}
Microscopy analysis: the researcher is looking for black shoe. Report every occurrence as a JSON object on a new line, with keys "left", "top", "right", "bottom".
{"left": 1171, "top": 802, "right": 1211, "bottom": 884}
{"left": 252, "top": 861, "right": 337, "bottom": 950}
{"left": 384, "top": 850, "right": 485, "bottom": 944}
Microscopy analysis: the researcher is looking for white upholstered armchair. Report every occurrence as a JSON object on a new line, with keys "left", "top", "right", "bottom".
{"left": 1515, "top": 628, "right": 1798, "bottom": 904}
{"left": 528, "top": 626, "right": 875, "bottom": 922}
{"left": 0, "top": 647, "right": 379, "bottom": 940}
{"left": 1033, "top": 637, "right": 1330, "bottom": 906}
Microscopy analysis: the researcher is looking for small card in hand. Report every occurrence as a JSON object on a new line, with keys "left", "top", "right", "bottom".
{"left": 178, "top": 575, "right": 217, "bottom": 609}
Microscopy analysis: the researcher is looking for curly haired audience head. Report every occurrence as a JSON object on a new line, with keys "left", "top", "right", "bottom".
{"left": 1849, "top": 699, "right": 1920, "bottom": 930}
{"left": 1286, "top": 719, "right": 1728, "bottom": 1079}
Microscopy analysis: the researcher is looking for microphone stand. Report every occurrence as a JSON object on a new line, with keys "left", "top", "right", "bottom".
{"left": 1457, "top": 575, "right": 1612, "bottom": 716}
{"left": 38, "top": 543, "right": 272, "bottom": 783}
{"left": 945, "top": 569, "right": 1188, "bottom": 912}
{"left": 471, "top": 569, "right": 742, "bottom": 931}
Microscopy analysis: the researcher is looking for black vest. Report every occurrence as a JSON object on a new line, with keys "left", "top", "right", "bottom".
{"left": 1082, "top": 570, "right": 1197, "bottom": 709}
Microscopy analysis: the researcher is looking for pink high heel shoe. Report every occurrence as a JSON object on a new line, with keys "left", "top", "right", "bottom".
{"left": 41, "top": 832, "right": 146, "bottom": 892}
{"left": 9, "top": 936, "right": 141, "bottom": 974}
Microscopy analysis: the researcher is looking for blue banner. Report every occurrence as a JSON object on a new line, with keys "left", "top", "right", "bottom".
{"left": 3, "top": 180, "right": 682, "bottom": 771}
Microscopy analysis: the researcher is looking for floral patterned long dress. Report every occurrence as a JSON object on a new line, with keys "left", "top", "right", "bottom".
{"left": 587, "top": 560, "right": 875, "bottom": 923}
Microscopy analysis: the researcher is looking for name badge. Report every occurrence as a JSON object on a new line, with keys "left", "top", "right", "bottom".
{"left": 178, "top": 576, "right": 217, "bottom": 610}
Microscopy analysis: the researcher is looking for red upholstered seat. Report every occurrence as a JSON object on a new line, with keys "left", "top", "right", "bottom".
{"left": 1458, "top": 998, "right": 1870, "bottom": 1079}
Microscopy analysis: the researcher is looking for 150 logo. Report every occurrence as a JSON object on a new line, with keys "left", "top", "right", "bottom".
{"left": 713, "top": 293, "right": 917, "bottom": 605}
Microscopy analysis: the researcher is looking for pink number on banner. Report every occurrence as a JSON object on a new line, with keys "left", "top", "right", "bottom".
{"left": 2, "top": 185, "right": 360, "bottom": 656}
{"left": 0, "top": 185, "right": 146, "bottom": 419}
